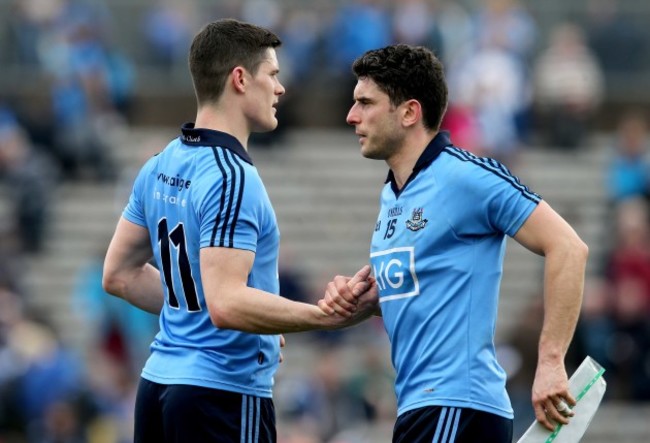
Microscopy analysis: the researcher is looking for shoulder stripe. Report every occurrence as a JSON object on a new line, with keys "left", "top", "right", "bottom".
{"left": 226, "top": 150, "right": 246, "bottom": 248}
{"left": 447, "top": 147, "right": 538, "bottom": 198}
{"left": 219, "top": 149, "right": 241, "bottom": 247}
{"left": 443, "top": 147, "right": 541, "bottom": 203}
{"left": 210, "top": 148, "right": 229, "bottom": 247}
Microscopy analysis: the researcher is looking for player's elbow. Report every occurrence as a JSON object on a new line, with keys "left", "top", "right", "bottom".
{"left": 545, "top": 232, "right": 589, "bottom": 268}
{"left": 571, "top": 236, "right": 589, "bottom": 262}
{"left": 102, "top": 270, "right": 126, "bottom": 298}
{"left": 207, "top": 299, "right": 238, "bottom": 330}
{"left": 557, "top": 234, "right": 589, "bottom": 267}
{"left": 208, "top": 305, "right": 225, "bottom": 328}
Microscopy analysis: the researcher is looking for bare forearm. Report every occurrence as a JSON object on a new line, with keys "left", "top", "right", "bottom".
{"left": 106, "top": 263, "right": 164, "bottom": 314}
{"left": 103, "top": 217, "right": 163, "bottom": 314}
{"left": 210, "top": 285, "right": 337, "bottom": 334}
{"left": 538, "top": 243, "right": 588, "bottom": 363}
{"left": 202, "top": 250, "right": 377, "bottom": 334}
{"left": 209, "top": 285, "right": 373, "bottom": 334}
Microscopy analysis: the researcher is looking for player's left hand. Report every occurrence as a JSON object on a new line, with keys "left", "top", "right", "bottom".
{"left": 532, "top": 359, "right": 576, "bottom": 431}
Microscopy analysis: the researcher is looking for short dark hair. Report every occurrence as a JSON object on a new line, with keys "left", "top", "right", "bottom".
{"left": 189, "top": 19, "right": 282, "bottom": 106}
{"left": 352, "top": 44, "right": 448, "bottom": 131}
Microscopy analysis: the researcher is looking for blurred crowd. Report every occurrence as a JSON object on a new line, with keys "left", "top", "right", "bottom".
{"left": 1, "top": 0, "right": 650, "bottom": 442}
{"left": 2, "top": 0, "right": 649, "bottom": 156}
{"left": 580, "top": 109, "right": 650, "bottom": 401}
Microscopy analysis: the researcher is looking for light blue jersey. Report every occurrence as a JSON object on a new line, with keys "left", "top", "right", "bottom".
{"left": 123, "top": 124, "right": 280, "bottom": 398}
{"left": 369, "top": 132, "right": 540, "bottom": 418}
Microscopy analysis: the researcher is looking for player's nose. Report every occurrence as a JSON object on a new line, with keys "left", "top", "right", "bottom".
{"left": 346, "top": 105, "right": 359, "bottom": 125}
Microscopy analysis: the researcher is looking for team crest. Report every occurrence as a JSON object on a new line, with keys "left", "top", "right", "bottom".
{"left": 406, "top": 208, "right": 428, "bottom": 231}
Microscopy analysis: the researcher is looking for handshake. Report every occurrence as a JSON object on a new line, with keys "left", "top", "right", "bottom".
{"left": 316, "top": 265, "right": 380, "bottom": 329}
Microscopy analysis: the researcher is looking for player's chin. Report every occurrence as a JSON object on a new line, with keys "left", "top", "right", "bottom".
{"left": 254, "top": 119, "right": 278, "bottom": 133}
{"left": 361, "top": 145, "right": 382, "bottom": 160}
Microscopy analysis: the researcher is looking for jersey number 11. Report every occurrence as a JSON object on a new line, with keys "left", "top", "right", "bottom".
{"left": 157, "top": 218, "right": 201, "bottom": 312}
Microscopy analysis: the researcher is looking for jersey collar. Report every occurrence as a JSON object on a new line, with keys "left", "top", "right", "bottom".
{"left": 180, "top": 122, "right": 253, "bottom": 165}
{"left": 386, "top": 131, "right": 452, "bottom": 196}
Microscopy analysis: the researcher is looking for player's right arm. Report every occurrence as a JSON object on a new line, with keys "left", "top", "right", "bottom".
{"left": 513, "top": 200, "right": 588, "bottom": 430}
{"left": 201, "top": 246, "right": 377, "bottom": 334}
{"left": 103, "top": 217, "right": 164, "bottom": 314}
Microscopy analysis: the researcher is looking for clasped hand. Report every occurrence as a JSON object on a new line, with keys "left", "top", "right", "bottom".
{"left": 317, "top": 265, "right": 379, "bottom": 327}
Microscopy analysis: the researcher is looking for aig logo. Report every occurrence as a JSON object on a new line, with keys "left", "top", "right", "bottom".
{"left": 370, "top": 247, "right": 420, "bottom": 302}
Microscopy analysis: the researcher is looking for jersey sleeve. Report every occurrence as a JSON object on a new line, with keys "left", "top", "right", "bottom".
{"left": 123, "top": 157, "right": 157, "bottom": 227}
{"left": 450, "top": 158, "right": 541, "bottom": 237}
{"left": 196, "top": 150, "right": 261, "bottom": 252}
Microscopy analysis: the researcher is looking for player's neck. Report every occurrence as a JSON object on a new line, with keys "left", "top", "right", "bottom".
{"left": 194, "top": 107, "right": 250, "bottom": 150}
{"left": 387, "top": 131, "right": 437, "bottom": 190}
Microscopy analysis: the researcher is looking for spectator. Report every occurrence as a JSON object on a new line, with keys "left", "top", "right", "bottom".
{"left": 0, "top": 286, "right": 27, "bottom": 437}
{"left": 603, "top": 199, "right": 650, "bottom": 399}
{"left": 440, "top": 102, "right": 482, "bottom": 156}
{"left": 32, "top": 399, "right": 87, "bottom": 443}
{"left": 40, "top": 2, "right": 118, "bottom": 181}
{"left": 430, "top": 0, "right": 473, "bottom": 67}
{"left": 103, "top": 43, "right": 136, "bottom": 121}
{"left": 606, "top": 110, "right": 650, "bottom": 203}
{"left": 14, "top": 322, "right": 84, "bottom": 434}
{"left": 585, "top": 0, "right": 647, "bottom": 78}
{"left": 277, "top": 347, "right": 369, "bottom": 442}
{"left": 472, "top": 0, "right": 537, "bottom": 62}
{"left": 0, "top": 110, "right": 58, "bottom": 254}
{"left": 344, "top": 345, "right": 396, "bottom": 425}
{"left": 448, "top": 45, "right": 529, "bottom": 164}
{"left": 533, "top": 23, "right": 604, "bottom": 149}
{"left": 324, "top": 0, "right": 392, "bottom": 77}
{"left": 241, "top": 0, "right": 282, "bottom": 30}
{"left": 0, "top": 293, "right": 87, "bottom": 441}
{"left": 141, "top": 0, "right": 197, "bottom": 71}
{"left": 392, "top": 0, "right": 436, "bottom": 47}
{"left": 278, "top": 261, "right": 311, "bottom": 305}
{"left": 572, "top": 277, "right": 615, "bottom": 386}
{"left": 277, "top": 8, "right": 322, "bottom": 84}
{"left": 83, "top": 348, "right": 139, "bottom": 443}
{"left": 470, "top": 0, "right": 539, "bottom": 148}
{"left": 320, "top": 0, "right": 393, "bottom": 125}
{"left": 4, "top": 0, "right": 65, "bottom": 66}
{"left": 73, "top": 250, "right": 158, "bottom": 372}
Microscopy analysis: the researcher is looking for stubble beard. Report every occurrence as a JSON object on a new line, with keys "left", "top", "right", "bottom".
{"left": 362, "top": 132, "right": 401, "bottom": 161}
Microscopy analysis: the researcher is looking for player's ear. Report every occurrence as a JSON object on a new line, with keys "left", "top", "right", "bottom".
{"left": 401, "top": 99, "right": 422, "bottom": 128}
{"left": 231, "top": 66, "right": 247, "bottom": 93}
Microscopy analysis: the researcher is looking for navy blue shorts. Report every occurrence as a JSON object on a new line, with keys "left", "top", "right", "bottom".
{"left": 134, "top": 378, "right": 276, "bottom": 443}
{"left": 393, "top": 406, "right": 513, "bottom": 443}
